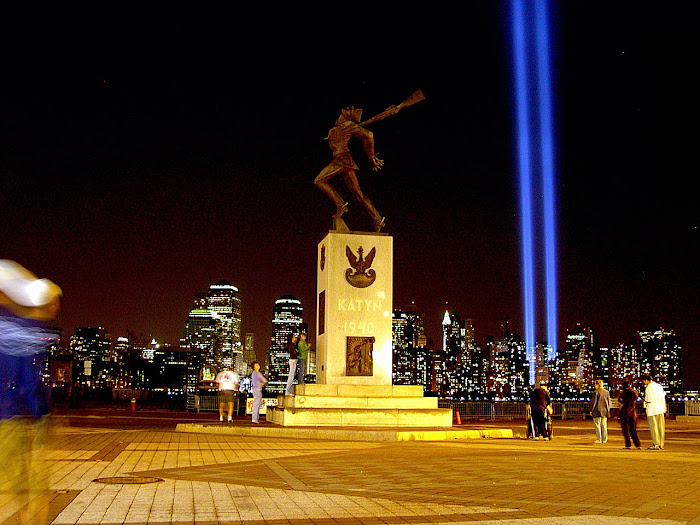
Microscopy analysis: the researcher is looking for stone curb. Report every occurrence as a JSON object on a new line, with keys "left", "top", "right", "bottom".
{"left": 175, "top": 423, "right": 513, "bottom": 441}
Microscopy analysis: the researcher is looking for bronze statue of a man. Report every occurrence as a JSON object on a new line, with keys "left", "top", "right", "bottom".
{"left": 314, "top": 106, "right": 388, "bottom": 232}
{"left": 314, "top": 91, "right": 424, "bottom": 232}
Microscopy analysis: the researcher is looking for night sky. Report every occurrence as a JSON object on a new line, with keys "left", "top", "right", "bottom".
{"left": 2, "top": 3, "right": 698, "bottom": 386}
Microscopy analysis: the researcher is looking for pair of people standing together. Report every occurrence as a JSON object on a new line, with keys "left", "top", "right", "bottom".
{"left": 215, "top": 365, "right": 266, "bottom": 424}
{"left": 286, "top": 332, "right": 310, "bottom": 396}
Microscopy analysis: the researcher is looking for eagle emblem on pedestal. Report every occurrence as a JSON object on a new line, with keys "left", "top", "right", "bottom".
{"left": 344, "top": 246, "right": 376, "bottom": 288}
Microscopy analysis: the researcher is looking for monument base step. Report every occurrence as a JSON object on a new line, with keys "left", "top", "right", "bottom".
{"left": 266, "top": 406, "right": 452, "bottom": 427}
{"left": 270, "top": 384, "right": 450, "bottom": 427}
{"left": 295, "top": 384, "right": 425, "bottom": 398}
{"left": 279, "top": 394, "right": 437, "bottom": 410}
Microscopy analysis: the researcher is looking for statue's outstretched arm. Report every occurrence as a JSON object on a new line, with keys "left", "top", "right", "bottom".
{"left": 356, "top": 128, "right": 384, "bottom": 171}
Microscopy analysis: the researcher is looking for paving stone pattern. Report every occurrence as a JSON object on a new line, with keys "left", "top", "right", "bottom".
{"left": 1, "top": 417, "right": 699, "bottom": 524}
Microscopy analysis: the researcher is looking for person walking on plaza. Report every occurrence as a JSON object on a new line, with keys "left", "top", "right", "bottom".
{"left": 251, "top": 361, "right": 266, "bottom": 424}
{"left": 590, "top": 379, "right": 611, "bottom": 443}
{"left": 215, "top": 368, "right": 240, "bottom": 422}
{"left": 285, "top": 333, "right": 299, "bottom": 396}
{"left": 618, "top": 381, "right": 641, "bottom": 449}
{"left": 642, "top": 374, "right": 667, "bottom": 450}
{"left": 1, "top": 260, "right": 62, "bottom": 525}
{"left": 529, "top": 383, "right": 551, "bottom": 440}
{"left": 296, "top": 332, "right": 310, "bottom": 387}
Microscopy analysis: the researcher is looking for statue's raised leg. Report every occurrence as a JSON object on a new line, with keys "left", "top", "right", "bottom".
{"left": 315, "top": 165, "right": 348, "bottom": 218}
{"left": 342, "top": 172, "right": 385, "bottom": 231}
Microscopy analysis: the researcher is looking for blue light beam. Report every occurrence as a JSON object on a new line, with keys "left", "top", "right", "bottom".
{"left": 511, "top": 0, "right": 537, "bottom": 385}
{"left": 535, "top": 0, "right": 558, "bottom": 360}
{"left": 511, "top": 0, "right": 559, "bottom": 383}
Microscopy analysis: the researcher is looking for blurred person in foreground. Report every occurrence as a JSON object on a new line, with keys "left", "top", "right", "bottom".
{"left": 641, "top": 374, "right": 667, "bottom": 450}
{"left": 618, "top": 381, "right": 641, "bottom": 449}
{"left": 0, "top": 259, "right": 62, "bottom": 524}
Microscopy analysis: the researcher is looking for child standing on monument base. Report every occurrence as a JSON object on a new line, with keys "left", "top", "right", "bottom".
{"left": 296, "top": 332, "right": 311, "bottom": 386}
{"left": 285, "top": 333, "right": 299, "bottom": 396}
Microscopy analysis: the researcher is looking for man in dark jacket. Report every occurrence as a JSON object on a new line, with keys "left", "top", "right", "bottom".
{"left": 285, "top": 333, "right": 299, "bottom": 396}
{"left": 529, "top": 384, "right": 551, "bottom": 440}
{"left": 618, "top": 381, "right": 641, "bottom": 449}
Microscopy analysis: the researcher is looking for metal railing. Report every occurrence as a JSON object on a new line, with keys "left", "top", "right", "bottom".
{"left": 187, "top": 394, "right": 244, "bottom": 414}
{"left": 183, "top": 395, "right": 693, "bottom": 419}
{"left": 685, "top": 401, "right": 700, "bottom": 416}
{"left": 438, "top": 400, "right": 689, "bottom": 420}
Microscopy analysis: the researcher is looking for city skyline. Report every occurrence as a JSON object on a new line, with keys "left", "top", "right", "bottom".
{"left": 56, "top": 300, "right": 688, "bottom": 398}
{"left": 55, "top": 292, "right": 690, "bottom": 391}
{"left": 2, "top": 4, "right": 697, "bottom": 386}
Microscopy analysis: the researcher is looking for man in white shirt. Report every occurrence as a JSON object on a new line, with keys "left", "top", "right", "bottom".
{"left": 215, "top": 369, "right": 240, "bottom": 422}
{"left": 641, "top": 374, "right": 667, "bottom": 450}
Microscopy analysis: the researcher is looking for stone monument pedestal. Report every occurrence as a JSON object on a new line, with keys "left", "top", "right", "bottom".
{"left": 267, "top": 230, "right": 452, "bottom": 428}
{"left": 267, "top": 384, "right": 451, "bottom": 427}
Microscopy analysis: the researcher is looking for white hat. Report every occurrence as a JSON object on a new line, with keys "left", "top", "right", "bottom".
{"left": 0, "top": 260, "right": 63, "bottom": 307}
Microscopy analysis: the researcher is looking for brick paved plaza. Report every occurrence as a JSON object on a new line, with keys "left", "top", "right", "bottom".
{"left": 2, "top": 411, "right": 699, "bottom": 525}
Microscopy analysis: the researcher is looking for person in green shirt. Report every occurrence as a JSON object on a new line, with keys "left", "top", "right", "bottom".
{"left": 296, "top": 332, "right": 311, "bottom": 385}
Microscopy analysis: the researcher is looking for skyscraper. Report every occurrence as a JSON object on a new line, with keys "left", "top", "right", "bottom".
{"left": 441, "top": 308, "right": 466, "bottom": 395}
{"left": 486, "top": 323, "right": 529, "bottom": 399}
{"left": 70, "top": 327, "right": 112, "bottom": 388}
{"left": 151, "top": 346, "right": 202, "bottom": 397}
{"left": 534, "top": 342, "right": 551, "bottom": 387}
{"left": 306, "top": 343, "right": 317, "bottom": 382}
{"left": 207, "top": 280, "right": 243, "bottom": 369}
{"left": 431, "top": 348, "right": 448, "bottom": 397}
{"left": 267, "top": 295, "right": 306, "bottom": 394}
{"left": 486, "top": 337, "right": 509, "bottom": 395}
{"left": 392, "top": 306, "right": 424, "bottom": 385}
{"left": 414, "top": 343, "right": 433, "bottom": 393}
{"left": 181, "top": 280, "right": 243, "bottom": 380}
{"left": 391, "top": 310, "right": 417, "bottom": 385}
{"left": 463, "top": 343, "right": 488, "bottom": 396}
{"left": 639, "top": 329, "right": 682, "bottom": 392}
{"left": 559, "top": 324, "right": 595, "bottom": 393}
{"left": 609, "top": 342, "right": 640, "bottom": 392}
{"left": 242, "top": 332, "right": 256, "bottom": 376}
{"left": 181, "top": 306, "right": 220, "bottom": 378}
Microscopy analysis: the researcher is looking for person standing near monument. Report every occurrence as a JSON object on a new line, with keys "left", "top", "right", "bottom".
{"left": 296, "top": 332, "right": 310, "bottom": 386}
{"left": 590, "top": 379, "right": 611, "bottom": 443}
{"left": 215, "top": 368, "right": 239, "bottom": 422}
{"left": 642, "top": 374, "right": 667, "bottom": 450}
{"left": 618, "top": 381, "right": 641, "bottom": 449}
{"left": 251, "top": 361, "right": 266, "bottom": 424}
{"left": 285, "top": 333, "right": 299, "bottom": 396}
